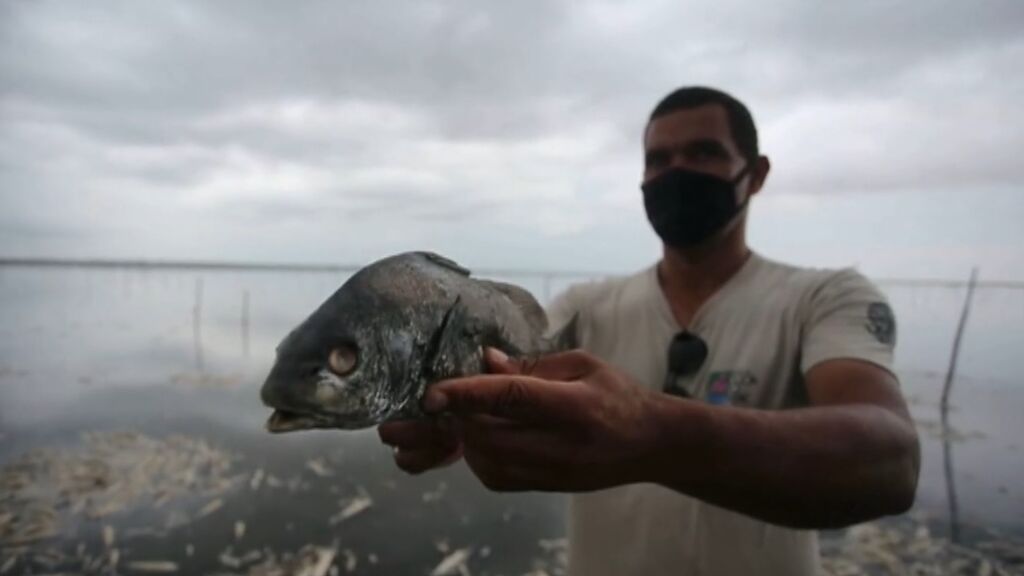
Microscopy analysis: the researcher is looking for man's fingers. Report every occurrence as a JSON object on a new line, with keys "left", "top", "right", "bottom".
{"left": 462, "top": 448, "right": 534, "bottom": 492}
{"left": 394, "top": 444, "right": 464, "bottom": 475}
{"left": 459, "top": 415, "right": 577, "bottom": 467}
{"left": 425, "top": 374, "right": 582, "bottom": 422}
{"left": 482, "top": 347, "right": 521, "bottom": 375}
{"left": 528, "top": 349, "right": 601, "bottom": 380}
{"left": 487, "top": 348, "right": 598, "bottom": 381}
{"left": 462, "top": 447, "right": 578, "bottom": 493}
{"left": 380, "top": 419, "right": 463, "bottom": 475}
{"left": 378, "top": 418, "right": 457, "bottom": 450}
{"left": 421, "top": 349, "right": 603, "bottom": 420}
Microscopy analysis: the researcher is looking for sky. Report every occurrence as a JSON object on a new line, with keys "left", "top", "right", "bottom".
{"left": 1, "top": 0, "right": 1022, "bottom": 281}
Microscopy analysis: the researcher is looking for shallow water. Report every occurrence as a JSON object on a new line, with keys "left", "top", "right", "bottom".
{"left": 0, "top": 265, "right": 1022, "bottom": 574}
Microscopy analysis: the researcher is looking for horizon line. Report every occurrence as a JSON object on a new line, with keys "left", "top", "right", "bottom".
{"left": 1, "top": 256, "right": 1023, "bottom": 289}
{"left": 0, "top": 255, "right": 609, "bottom": 280}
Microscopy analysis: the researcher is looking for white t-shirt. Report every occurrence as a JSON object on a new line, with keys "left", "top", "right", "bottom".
{"left": 544, "top": 251, "right": 898, "bottom": 576}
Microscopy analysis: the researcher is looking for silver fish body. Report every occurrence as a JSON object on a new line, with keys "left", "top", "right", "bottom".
{"left": 260, "top": 251, "right": 576, "bottom": 432}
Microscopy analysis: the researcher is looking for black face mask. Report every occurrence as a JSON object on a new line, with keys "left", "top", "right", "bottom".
{"left": 641, "top": 164, "right": 751, "bottom": 247}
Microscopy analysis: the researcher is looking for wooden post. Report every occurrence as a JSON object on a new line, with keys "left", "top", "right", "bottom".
{"left": 941, "top": 268, "right": 978, "bottom": 412}
{"left": 193, "top": 277, "right": 204, "bottom": 373}
{"left": 939, "top": 267, "right": 977, "bottom": 544}
{"left": 241, "top": 289, "right": 250, "bottom": 358}
{"left": 941, "top": 414, "right": 962, "bottom": 543}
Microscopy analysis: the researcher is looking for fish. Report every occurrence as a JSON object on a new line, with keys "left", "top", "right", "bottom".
{"left": 260, "top": 251, "right": 577, "bottom": 432}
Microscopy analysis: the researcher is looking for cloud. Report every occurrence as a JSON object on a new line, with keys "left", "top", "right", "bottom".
{"left": 1, "top": 0, "right": 1021, "bottom": 268}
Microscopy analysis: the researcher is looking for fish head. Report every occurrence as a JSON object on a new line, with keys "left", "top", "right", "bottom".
{"left": 260, "top": 291, "right": 414, "bottom": 432}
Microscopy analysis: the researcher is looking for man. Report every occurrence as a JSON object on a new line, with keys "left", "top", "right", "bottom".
{"left": 378, "top": 86, "right": 921, "bottom": 575}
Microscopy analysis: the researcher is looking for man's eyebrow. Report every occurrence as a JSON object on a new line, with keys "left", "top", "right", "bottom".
{"left": 647, "top": 138, "right": 730, "bottom": 154}
{"left": 685, "top": 138, "right": 730, "bottom": 152}
{"left": 644, "top": 147, "right": 670, "bottom": 163}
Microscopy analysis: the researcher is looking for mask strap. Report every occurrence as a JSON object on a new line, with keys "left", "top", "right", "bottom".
{"left": 732, "top": 161, "right": 754, "bottom": 209}
{"left": 730, "top": 161, "right": 753, "bottom": 185}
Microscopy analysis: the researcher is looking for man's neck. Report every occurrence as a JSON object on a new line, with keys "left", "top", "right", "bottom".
{"left": 656, "top": 226, "right": 752, "bottom": 323}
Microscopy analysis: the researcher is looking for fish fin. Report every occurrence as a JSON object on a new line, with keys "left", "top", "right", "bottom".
{"left": 498, "top": 314, "right": 576, "bottom": 375}
{"left": 547, "top": 312, "right": 580, "bottom": 351}
{"left": 424, "top": 296, "right": 472, "bottom": 380}
{"left": 479, "top": 280, "right": 548, "bottom": 334}
{"left": 419, "top": 252, "right": 471, "bottom": 277}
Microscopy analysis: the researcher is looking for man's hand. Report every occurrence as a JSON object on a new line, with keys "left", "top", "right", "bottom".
{"left": 378, "top": 417, "right": 463, "bottom": 474}
{"left": 381, "top": 347, "right": 918, "bottom": 529}
{"left": 421, "top": 347, "right": 663, "bottom": 492}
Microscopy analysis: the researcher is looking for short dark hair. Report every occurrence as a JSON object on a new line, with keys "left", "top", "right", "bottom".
{"left": 647, "top": 86, "right": 759, "bottom": 163}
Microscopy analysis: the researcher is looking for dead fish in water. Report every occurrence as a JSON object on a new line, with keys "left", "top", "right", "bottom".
{"left": 260, "top": 251, "right": 577, "bottom": 432}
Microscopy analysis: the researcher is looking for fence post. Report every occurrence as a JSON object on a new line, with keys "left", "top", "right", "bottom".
{"left": 941, "top": 268, "right": 978, "bottom": 412}
{"left": 939, "top": 267, "right": 977, "bottom": 544}
{"left": 193, "top": 277, "right": 204, "bottom": 373}
{"left": 241, "top": 289, "right": 250, "bottom": 358}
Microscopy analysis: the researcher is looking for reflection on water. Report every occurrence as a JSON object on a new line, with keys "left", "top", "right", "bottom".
{"left": 0, "top": 266, "right": 1022, "bottom": 574}
{"left": 0, "top": 384, "right": 569, "bottom": 574}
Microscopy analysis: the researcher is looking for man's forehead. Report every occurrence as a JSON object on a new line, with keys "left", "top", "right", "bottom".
{"left": 644, "top": 104, "right": 733, "bottom": 149}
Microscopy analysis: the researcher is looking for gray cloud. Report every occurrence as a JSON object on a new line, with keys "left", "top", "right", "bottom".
{"left": 1, "top": 0, "right": 1022, "bottom": 266}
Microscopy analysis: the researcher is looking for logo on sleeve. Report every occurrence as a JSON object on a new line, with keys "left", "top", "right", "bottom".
{"left": 865, "top": 302, "right": 896, "bottom": 345}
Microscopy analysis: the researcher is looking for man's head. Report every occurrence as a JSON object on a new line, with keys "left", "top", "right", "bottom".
{"left": 641, "top": 86, "right": 770, "bottom": 248}
{"left": 647, "top": 86, "right": 759, "bottom": 163}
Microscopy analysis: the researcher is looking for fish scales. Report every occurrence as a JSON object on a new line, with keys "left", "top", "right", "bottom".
{"left": 260, "top": 251, "right": 576, "bottom": 432}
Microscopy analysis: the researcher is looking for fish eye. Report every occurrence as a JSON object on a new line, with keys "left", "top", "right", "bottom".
{"left": 328, "top": 345, "right": 358, "bottom": 376}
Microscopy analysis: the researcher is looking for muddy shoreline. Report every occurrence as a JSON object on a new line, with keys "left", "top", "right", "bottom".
{"left": 2, "top": 381, "right": 1022, "bottom": 575}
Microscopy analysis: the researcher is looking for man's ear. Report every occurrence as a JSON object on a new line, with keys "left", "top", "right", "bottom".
{"left": 748, "top": 155, "right": 771, "bottom": 198}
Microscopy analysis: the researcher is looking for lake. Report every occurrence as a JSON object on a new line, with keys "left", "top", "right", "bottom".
{"left": 1, "top": 263, "right": 1021, "bottom": 575}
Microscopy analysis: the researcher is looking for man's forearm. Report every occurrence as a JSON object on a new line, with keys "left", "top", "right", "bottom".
{"left": 643, "top": 397, "right": 920, "bottom": 529}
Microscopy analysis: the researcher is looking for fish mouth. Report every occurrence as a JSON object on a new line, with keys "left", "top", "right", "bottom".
{"left": 265, "top": 409, "right": 331, "bottom": 433}
{"left": 265, "top": 406, "right": 391, "bottom": 432}
{"left": 264, "top": 407, "right": 379, "bottom": 433}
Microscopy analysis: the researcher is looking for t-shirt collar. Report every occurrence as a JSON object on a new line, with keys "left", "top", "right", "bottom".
{"left": 648, "top": 250, "right": 763, "bottom": 332}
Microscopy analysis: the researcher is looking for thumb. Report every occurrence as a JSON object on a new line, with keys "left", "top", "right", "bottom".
{"left": 425, "top": 374, "right": 580, "bottom": 424}
{"left": 514, "top": 349, "right": 596, "bottom": 381}
{"left": 482, "top": 347, "right": 522, "bottom": 375}
{"left": 483, "top": 348, "right": 596, "bottom": 382}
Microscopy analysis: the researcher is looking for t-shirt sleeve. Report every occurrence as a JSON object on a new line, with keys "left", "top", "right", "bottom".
{"left": 800, "top": 268, "right": 897, "bottom": 376}
{"left": 543, "top": 285, "right": 582, "bottom": 341}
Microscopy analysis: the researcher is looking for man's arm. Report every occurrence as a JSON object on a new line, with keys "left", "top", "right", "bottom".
{"left": 647, "top": 358, "right": 920, "bottom": 529}
{"left": 423, "top": 349, "right": 920, "bottom": 530}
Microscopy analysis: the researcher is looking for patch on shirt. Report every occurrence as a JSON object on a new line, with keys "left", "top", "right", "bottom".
{"left": 865, "top": 302, "right": 896, "bottom": 345}
{"left": 705, "top": 371, "right": 758, "bottom": 406}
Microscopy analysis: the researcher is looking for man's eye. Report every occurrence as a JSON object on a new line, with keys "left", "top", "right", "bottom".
{"left": 646, "top": 152, "right": 668, "bottom": 168}
{"left": 689, "top": 147, "right": 724, "bottom": 161}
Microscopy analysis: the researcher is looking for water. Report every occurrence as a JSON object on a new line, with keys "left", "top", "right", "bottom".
{"left": 0, "top": 265, "right": 1021, "bottom": 574}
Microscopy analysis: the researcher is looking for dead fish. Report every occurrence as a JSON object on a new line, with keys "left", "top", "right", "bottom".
{"left": 126, "top": 560, "right": 179, "bottom": 573}
{"left": 260, "top": 251, "right": 577, "bottom": 432}
{"left": 431, "top": 548, "right": 472, "bottom": 576}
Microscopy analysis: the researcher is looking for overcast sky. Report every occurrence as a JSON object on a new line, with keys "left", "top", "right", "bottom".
{"left": 2, "top": 0, "right": 1022, "bottom": 280}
